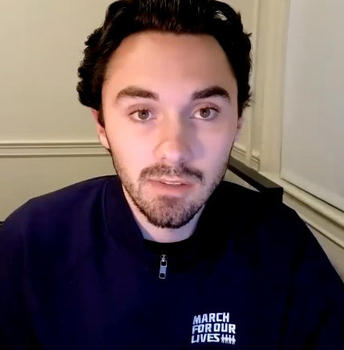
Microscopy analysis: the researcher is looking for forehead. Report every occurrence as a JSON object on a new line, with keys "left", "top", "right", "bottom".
{"left": 103, "top": 31, "right": 237, "bottom": 98}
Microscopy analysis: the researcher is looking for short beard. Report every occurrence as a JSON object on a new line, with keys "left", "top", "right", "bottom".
{"left": 128, "top": 192, "right": 204, "bottom": 229}
{"left": 112, "top": 157, "right": 228, "bottom": 229}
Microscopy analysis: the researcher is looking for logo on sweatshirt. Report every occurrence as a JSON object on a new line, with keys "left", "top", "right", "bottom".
{"left": 191, "top": 312, "right": 237, "bottom": 345}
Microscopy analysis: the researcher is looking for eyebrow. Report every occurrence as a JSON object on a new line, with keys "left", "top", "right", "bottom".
{"left": 115, "top": 85, "right": 230, "bottom": 103}
{"left": 116, "top": 86, "right": 159, "bottom": 101}
{"left": 191, "top": 86, "right": 230, "bottom": 101}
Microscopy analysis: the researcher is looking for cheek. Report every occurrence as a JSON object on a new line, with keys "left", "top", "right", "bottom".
{"left": 107, "top": 126, "right": 153, "bottom": 174}
{"left": 201, "top": 122, "right": 237, "bottom": 161}
{"left": 204, "top": 137, "right": 232, "bottom": 166}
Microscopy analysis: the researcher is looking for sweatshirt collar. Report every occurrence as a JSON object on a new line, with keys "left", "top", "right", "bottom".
{"left": 103, "top": 175, "right": 233, "bottom": 265}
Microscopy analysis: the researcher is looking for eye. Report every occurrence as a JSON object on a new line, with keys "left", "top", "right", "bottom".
{"left": 193, "top": 106, "right": 219, "bottom": 120}
{"left": 129, "top": 109, "right": 153, "bottom": 121}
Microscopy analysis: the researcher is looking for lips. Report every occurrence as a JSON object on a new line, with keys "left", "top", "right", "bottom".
{"left": 145, "top": 178, "right": 194, "bottom": 196}
{"left": 149, "top": 178, "right": 192, "bottom": 186}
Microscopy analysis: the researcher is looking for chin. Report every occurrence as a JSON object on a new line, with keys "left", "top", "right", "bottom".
{"left": 135, "top": 194, "right": 204, "bottom": 229}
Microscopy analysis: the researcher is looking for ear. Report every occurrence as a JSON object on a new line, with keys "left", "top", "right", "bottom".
{"left": 91, "top": 108, "right": 110, "bottom": 150}
{"left": 234, "top": 116, "right": 244, "bottom": 142}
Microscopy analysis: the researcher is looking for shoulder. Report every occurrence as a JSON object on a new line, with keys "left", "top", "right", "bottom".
{"left": 0, "top": 176, "right": 124, "bottom": 268}
{"left": 210, "top": 180, "right": 294, "bottom": 225}
{"left": 1, "top": 175, "right": 119, "bottom": 236}
{"left": 215, "top": 180, "right": 298, "bottom": 223}
{"left": 28, "top": 175, "right": 115, "bottom": 209}
{"left": 209, "top": 180, "right": 317, "bottom": 260}
{"left": 213, "top": 181, "right": 344, "bottom": 288}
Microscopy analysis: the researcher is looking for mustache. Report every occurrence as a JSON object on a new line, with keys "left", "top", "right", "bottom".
{"left": 140, "top": 164, "right": 203, "bottom": 183}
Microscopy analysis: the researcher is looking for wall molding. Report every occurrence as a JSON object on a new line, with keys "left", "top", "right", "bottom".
{"left": 261, "top": 171, "right": 344, "bottom": 250}
{"left": 0, "top": 140, "right": 109, "bottom": 158}
{"left": 254, "top": 0, "right": 290, "bottom": 175}
{"left": 0, "top": 141, "right": 261, "bottom": 164}
{"left": 231, "top": 145, "right": 260, "bottom": 171}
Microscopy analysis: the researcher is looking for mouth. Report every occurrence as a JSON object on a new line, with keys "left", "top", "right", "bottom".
{"left": 149, "top": 177, "right": 193, "bottom": 186}
{"left": 146, "top": 177, "right": 195, "bottom": 195}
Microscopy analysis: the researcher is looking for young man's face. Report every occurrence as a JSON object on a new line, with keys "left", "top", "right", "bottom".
{"left": 93, "top": 31, "right": 241, "bottom": 229}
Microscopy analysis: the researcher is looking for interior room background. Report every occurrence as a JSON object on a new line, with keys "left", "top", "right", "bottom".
{"left": 0, "top": 0, "right": 343, "bottom": 278}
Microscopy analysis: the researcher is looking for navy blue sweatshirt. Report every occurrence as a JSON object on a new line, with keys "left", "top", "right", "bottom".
{"left": 0, "top": 176, "right": 343, "bottom": 349}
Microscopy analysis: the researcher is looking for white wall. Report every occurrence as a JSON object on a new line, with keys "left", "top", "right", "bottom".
{"left": 0, "top": 0, "right": 114, "bottom": 218}
{"left": 280, "top": 0, "right": 344, "bottom": 278}
{"left": 0, "top": 0, "right": 113, "bottom": 141}
{"left": 282, "top": 0, "right": 344, "bottom": 212}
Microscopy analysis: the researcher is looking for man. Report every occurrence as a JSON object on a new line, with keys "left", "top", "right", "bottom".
{"left": 0, "top": 0, "right": 343, "bottom": 349}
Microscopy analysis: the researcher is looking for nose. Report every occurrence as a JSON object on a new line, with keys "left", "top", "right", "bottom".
{"left": 154, "top": 116, "right": 192, "bottom": 164}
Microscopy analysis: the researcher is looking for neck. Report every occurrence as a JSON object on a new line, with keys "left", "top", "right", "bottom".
{"left": 122, "top": 186, "right": 204, "bottom": 243}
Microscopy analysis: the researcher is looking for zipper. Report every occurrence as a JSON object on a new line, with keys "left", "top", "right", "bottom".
{"left": 159, "top": 254, "right": 168, "bottom": 280}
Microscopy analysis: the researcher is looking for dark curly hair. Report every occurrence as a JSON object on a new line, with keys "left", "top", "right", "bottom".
{"left": 77, "top": 0, "right": 251, "bottom": 125}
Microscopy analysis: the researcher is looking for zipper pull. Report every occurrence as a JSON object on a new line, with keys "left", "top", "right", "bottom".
{"left": 159, "top": 254, "right": 168, "bottom": 280}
